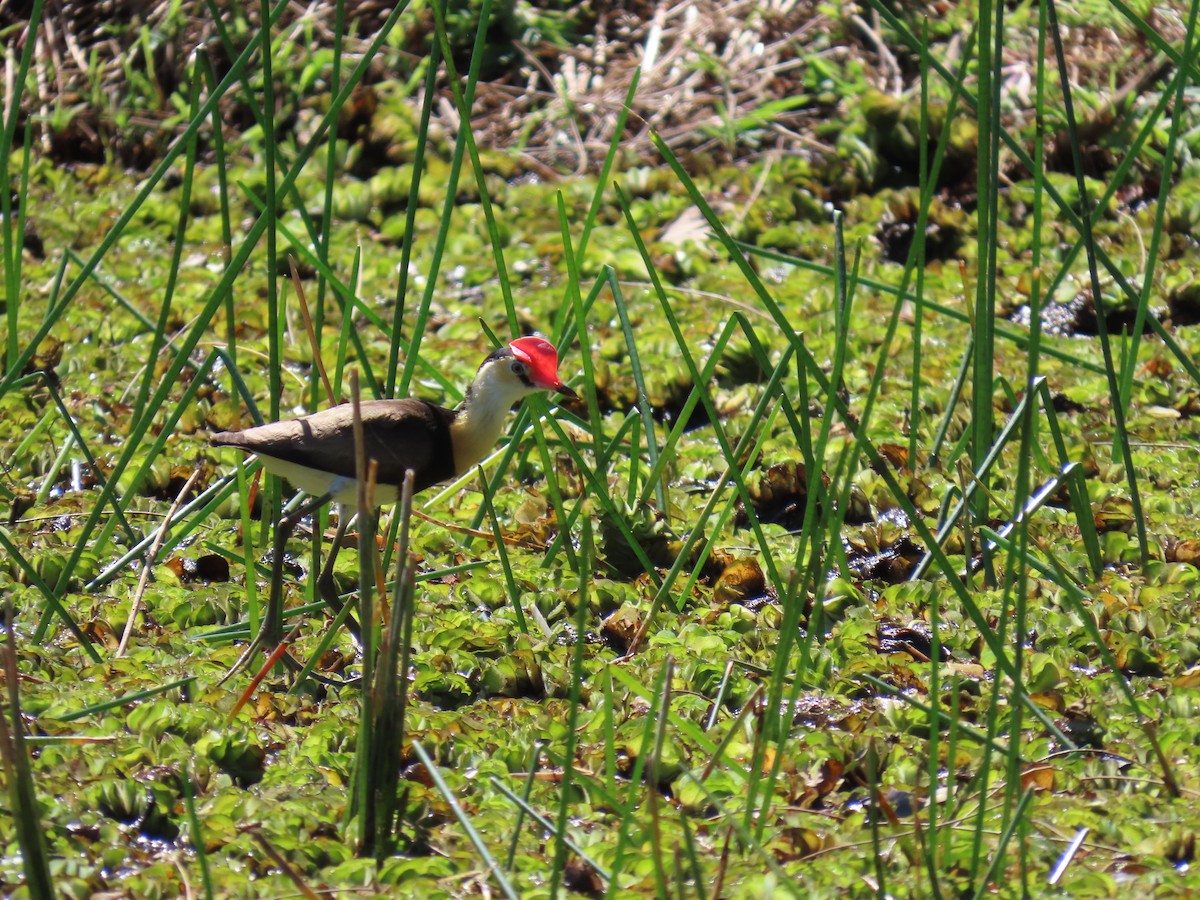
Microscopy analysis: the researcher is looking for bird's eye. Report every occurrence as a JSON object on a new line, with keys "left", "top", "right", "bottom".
{"left": 510, "top": 361, "right": 527, "bottom": 376}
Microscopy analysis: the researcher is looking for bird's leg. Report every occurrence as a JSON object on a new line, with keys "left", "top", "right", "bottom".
{"left": 263, "top": 489, "right": 336, "bottom": 646}
{"left": 316, "top": 505, "right": 364, "bottom": 644}
{"left": 220, "top": 491, "right": 333, "bottom": 686}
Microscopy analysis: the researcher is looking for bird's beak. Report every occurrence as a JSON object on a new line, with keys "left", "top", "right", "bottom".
{"left": 552, "top": 382, "right": 579, "bottom": 402}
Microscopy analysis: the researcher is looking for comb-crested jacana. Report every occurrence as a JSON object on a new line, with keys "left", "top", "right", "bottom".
{"left": 211, "top": 335, "right": 577, "bottom": 655}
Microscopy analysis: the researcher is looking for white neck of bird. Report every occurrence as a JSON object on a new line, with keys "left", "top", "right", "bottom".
{"left": 450, "top": 359, "right": 536, "bottom": 475}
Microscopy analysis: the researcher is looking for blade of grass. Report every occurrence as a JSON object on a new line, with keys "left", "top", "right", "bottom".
{"left": 41, "top": 376, "right": 138, "bottom": 545}
{"left": 365, "top": 470, "right": 415, "bottom": 859}
{"left": 237, "top": 190, "right": 386, "bottom": 400}
{"left": 243, "top": 0, "right": 284, "bottom": 418}
{"left": 57, "top": 250, "right": 156, "bottom": 332}
{"left": 477, "top": 468, "right": 529, "bottom": 637}
{"left": 181, "top": 762, "right": 214, "bottom": 900}
{"left": 942, "top": 671, "right": 962, "bottom": 862}
{"left": 411, "top": 742, "right": 519, "bottom": 900}
{"left": 633, "top": 311, "right": 742, "bottom": 508}
{"left": 972, "top": 788, "right": 1035, "bottom": 900}
{"left": 58, "top": 677, "right": 195, "bottom": 722}
{"left": 1116, "top": 0, "right": 1199, "bottom": 406}
{"left": 924, "top": 590, "right": 944, "bottom": 890}
{"left": 9, "top": 406, "right": 56, "bottom": 469}
{"left": 908, "top": 19, "right": 931, "bottom": 465}
{"left": 815, "top": 211, "right": 867, "bottom": 582}
{"left": 431, "top": 2, "right": 520, "bottom": 337}
{"left": 549, "top": 61, "right": 646, "bottom": 355}
{"left": 646, "top": 654, "right": 674, "bottom": 898}
{"left": 0, "top": 526, "right": 101, "bottom": 663}
{"left": 555, "top": 67, "right": 644, "bottom": 332}
{"left": 236, "top": 463, "right": 262, "bottom": 640}
{"left": 490, "top": 775, "right": 610, "bottom": 882}
{"left": 756, "top": 363, "right": 849, "bottom": 834}
{"left": 602, "top": 654, "right": 675, "bottom": 896}
{"left": 910, "top": 385, "right": 1038, "bottom": 580}
{"left": 504, "top": 739, "right": 543, "bottom": 871}
{"left": 385, "top": 44, "right": 441, "bottom": 395}
{"left": 197, "top": 50, "right": 234, "bottom": 366}
{"left": 6, "top": 118, "right": 35, "bottom": 360}
{"left": 679, "top": 768, "right": 805, "bottom": 898}
{"left": 928, "top": 343, "right": 973, "bottom": 465}
{"left": 33, "top": 431, "right": 75, "bottom": 507}
{"left": 1094, "top": 0, "right": 1198, "bottom": 69}
{"left": 1046, "top": 0, "right": 1148, "bottom": 567}
{"left": 1, "top": 0, "right": 45, "bottom": 371}
{"left": 130, "top": 61, "right": 202, "bottom": 430}
{"left": 867, "top": 740, "right": 886, "bottom": 897}
{"left": 348, "top": 369, "right": 378, "bottom": 848}
{"left": 0, "top": 600, "right": 53, "bottom": 898}
{"left": 290, "top": 257, "right": 336, "bottom": 408}
{"left": 967, "top": 0, "right": 1003, "bottom": 594}
{"left": 283, "top": 588, "right": 362, "bottom": 692}
{"left": 606, "top": 278, "right": 663, "bottom": 506}
{"left": 528, "top": 418, "right": 580, "bottom": 571}
{"left": 116, "top": 467, "right": 202, "bottom": 656}
{"left": 548, "top": 517, "right": 592, "bottom": 895}
{"left": 556, "top": 193, "right": 604, "bottom": 440}
{"left": 397, "top": 0, "right": 496, "bottom": 397}
{"left": 315, "top": 0, "right": 346, "bottom": 398}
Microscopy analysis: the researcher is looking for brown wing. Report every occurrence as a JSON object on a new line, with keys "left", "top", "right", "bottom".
{"left": 211, "top": 399, "right": 458, "bottom": 493}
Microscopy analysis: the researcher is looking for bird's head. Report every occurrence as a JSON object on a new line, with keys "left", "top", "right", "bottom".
{"left": 467, "top": 336, "right": 579, "bottom": 410}
{"left": 507, "top": 336, "right": 578, "bottom": 400}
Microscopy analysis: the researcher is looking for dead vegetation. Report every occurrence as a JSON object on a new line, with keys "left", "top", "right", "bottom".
{"left": 1, "top": 0, "right": 855, "bottom": 170}
{"left": 1, "top": 0, "right": 1179, "bottom": 187}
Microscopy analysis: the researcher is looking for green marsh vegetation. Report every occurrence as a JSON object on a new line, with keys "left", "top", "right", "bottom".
{"left": 4, "top": 0, "right": 1200, "bottom": 895}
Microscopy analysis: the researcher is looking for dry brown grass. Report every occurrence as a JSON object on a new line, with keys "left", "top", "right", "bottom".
{"left": 1, "top": 0, "right": 862, "bottom": 170}
{"left": 3, "top": 0, "right": 1169, "bottom": 173}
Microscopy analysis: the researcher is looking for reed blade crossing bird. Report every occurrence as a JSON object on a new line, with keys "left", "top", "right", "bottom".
{"left": 211, "top": 335, "right": 577, "bottom": 657}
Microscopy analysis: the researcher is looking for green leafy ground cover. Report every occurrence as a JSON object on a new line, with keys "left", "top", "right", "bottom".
{"left": 4, "top": 0, "right": 1200, "bottom": 896}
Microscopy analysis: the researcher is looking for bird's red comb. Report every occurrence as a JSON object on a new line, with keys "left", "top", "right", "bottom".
{"left": 509, "top": 336, "right": 564, "bottom": 389}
